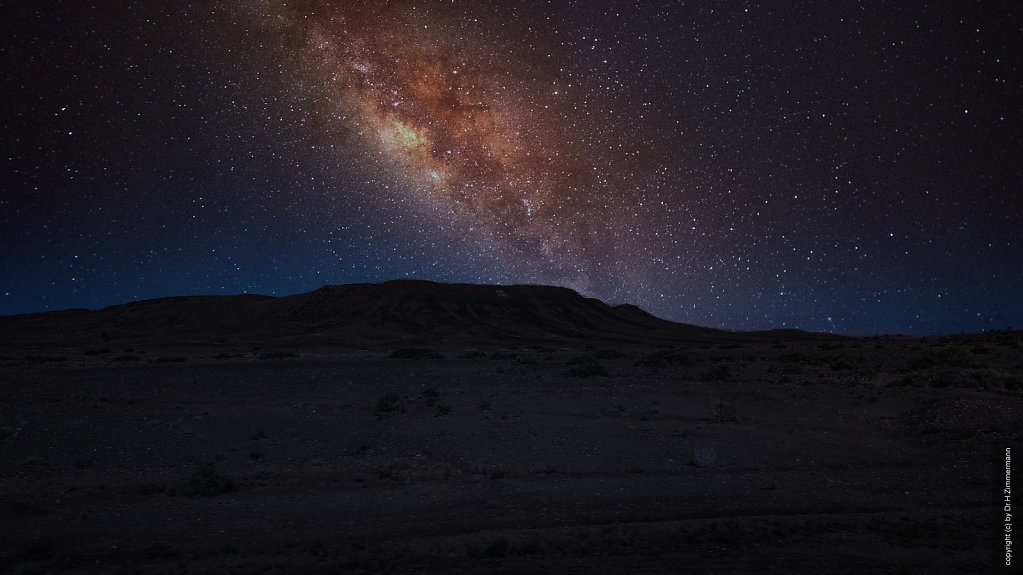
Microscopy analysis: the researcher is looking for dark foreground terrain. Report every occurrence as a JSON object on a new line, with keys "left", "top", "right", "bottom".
{"left": 2, "top": 333, "right": 1021, "bottom": 573}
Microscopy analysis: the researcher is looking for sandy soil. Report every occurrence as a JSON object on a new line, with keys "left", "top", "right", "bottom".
{"left": 1, "top": 336, "right": 1020, "bottom": 573}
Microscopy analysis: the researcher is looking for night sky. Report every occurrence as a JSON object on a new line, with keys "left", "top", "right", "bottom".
{"left": 2, "top": 1, "right": 1020, "bottom": 334}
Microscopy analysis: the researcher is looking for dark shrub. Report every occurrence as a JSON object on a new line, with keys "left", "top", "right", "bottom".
{"left": 566, "top": 363, "right": 610, "bottom": 378}
{"left": 713, "top": 401, "right": 737, "bottom": 422}
{"left": 897, "top": 368, "right": 1002, "bottom": 389}
{"left": 388, "top": 348, "right": 444, "bottom": 360}
{"left": 19, "top": 542, "right": 54, "bottom": 561}
{"left": 828, "top": 355, "right": 858, "bottom": 371}
{"left": 421, "top": 387, "right": 440, "bottom": 406}
{"left": 375, "top": 393, "right": 404, "bottom": 413}
{"left": 636, "top": 350, "right": 696, "bottom": 368}
{"left": 259, "top": 351, "right": 297, "bottom": 360}
{"left": 591, "top": 348, "right": 627, "bottom": 360}
{"left": 701, "top": 365, "right": 730, "bottom": 381}
{"left": 777, "top": 352, "right": 808, "bottom": 364}
{"left": 906, "top": 349, "right": 977, "bottom": 371}
{"left": 481, "top": 538, "right": 510, "bottom": 558}
{"left": 24, "top": 355, "right": 66, "bottom": 363}
{"left": 173, "top": 464, "right": 233, "bottom": 498}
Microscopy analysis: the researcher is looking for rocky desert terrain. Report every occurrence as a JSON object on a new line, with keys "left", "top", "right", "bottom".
{"left": 1, "top": 283, "right": 1020, "bottom": 573}
{"left": 2, "top": 333, "right": 1020, "bottom": 573}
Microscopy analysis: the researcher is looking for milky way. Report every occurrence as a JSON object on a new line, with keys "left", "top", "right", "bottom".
{"left": 268, "top": 0, "right": 632, "bottom": 295}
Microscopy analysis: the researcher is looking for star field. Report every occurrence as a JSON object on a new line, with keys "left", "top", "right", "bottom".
{"left": 1, "top": 1, "right": 1020, "bottom": 333}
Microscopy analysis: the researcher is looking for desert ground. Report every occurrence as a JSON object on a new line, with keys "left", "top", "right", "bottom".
{"left": 2, "top": 333, "right": 1020, "bottom": 573}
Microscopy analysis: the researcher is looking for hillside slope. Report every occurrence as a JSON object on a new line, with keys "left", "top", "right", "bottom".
{"left": 0, "top": 280, "right": 824, "bottom": 349}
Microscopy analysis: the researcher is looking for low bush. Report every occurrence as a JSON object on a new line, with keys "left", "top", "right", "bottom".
{"left": 375, "top": 393, "right": 404, "bottom": 413}
{"left": 259, "top": 351, "right": 297, "bottom": 360}
{"left": 701, "top": 365, "right": 730, "bottom": 381}
{"left": 388, "top": 348, "right": 444, "bottom": 360}
{"left": 693, "top": 447, "right": 718, "bottom": 467}
{"left": 636, "top": 350, "right": 696, "bottom": 368}
{"left": 905, "top": 349, "right": 977, "bottom": 371}
{"left": 172, "top": 464, "right": 233, "bottom": 498}
{"left": 828, "top": 355, "right": 858, "bottom": 371}
{"left": 566, "top": 363, "right": 609, "bottom": 378}
{"left": 713, "top": 402, "right": 737, "bottom": 422}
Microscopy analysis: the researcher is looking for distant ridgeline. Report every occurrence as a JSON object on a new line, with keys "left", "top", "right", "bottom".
{"left": 0, "top": 280, "right": 837, "bottom": 349}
